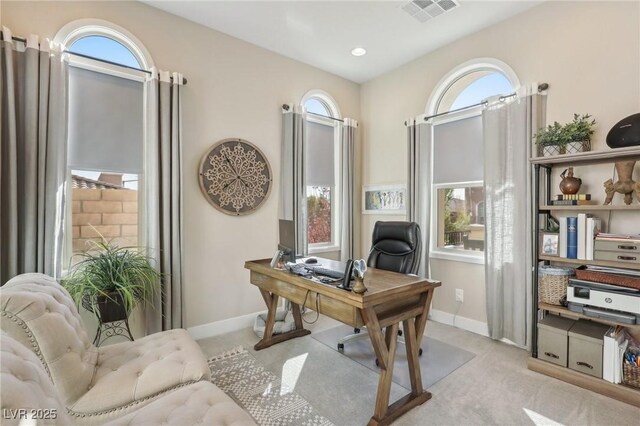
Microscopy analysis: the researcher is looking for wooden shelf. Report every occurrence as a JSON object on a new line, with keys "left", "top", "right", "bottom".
{"left": 539, "top": 303, "right": 640, "bottom": 330}
{"left": 527, "top": 357, "right": 640, "bottom": 407}
{"left": 541, "top": 204, "right": 640, "bottom": 211}
{"left": 530, "top": 146, "right": 640, "bottom": 166}
{"left": 538, "top": 255, "right": 640, "bottom": 271}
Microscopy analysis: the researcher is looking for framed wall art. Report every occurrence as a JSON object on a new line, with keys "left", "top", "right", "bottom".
{"left": 362, "top": 184, "right": 406, "bottom": 215}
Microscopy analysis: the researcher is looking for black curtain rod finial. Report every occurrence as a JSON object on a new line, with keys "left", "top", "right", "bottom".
{"left": 282, "top": 104, "right": 291, "bottom": 111}
{"left": 538, "top": 83, "right": 549, "bottom": 92}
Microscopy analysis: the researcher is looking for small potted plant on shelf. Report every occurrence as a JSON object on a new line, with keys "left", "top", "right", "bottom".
{"left": 535, "top": 114, "right": 596, "bottom": 156}
{"left": 535, "top": 121, "right": 568, "bottom": 156}
{"left": 63, "top": 239, "right": 161, "bottom": 324}
{"left": 563, "top": 113, "right": 596, "bottom": 154}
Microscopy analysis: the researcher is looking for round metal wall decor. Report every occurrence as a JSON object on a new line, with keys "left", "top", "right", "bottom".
{"left": 198, "top": 138, "right": 272, "bottom": 216}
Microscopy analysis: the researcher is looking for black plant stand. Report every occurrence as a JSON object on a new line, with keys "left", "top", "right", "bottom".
{"left": 93, "top": 318, "right": 134, "bottom": 346}
{"left": 83, "top": 294, "right": 135, "bottom": 346}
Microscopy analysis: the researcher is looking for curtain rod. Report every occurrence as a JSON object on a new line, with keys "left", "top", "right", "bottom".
{"left": 4, "top": 33, "right": 187, "bottom": 85}
{"left": 416, "top": 82, "right": 549, "bottom": 123}
{"left": 282, "top": 104, "right": 345, "bottom": 123}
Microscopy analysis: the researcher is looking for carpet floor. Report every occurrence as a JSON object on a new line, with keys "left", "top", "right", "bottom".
{"left": 197, "top": 317, "right": 640, "bottom": 426}
{"left": 208, "top": 346, "right": 333, "bottom": 426}
{"left": 312, "top": 324, "right": 475, "bottom": 390}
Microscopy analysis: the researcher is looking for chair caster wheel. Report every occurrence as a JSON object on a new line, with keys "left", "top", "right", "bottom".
{"left": 398, "top": 330, "right": 403, "bottom": 336}
{"left": 338, "top": 343, "right": 344, "bottom": 351}
{"left": 375, "top": 358, "right": 379, "bottom": 367}
{"left": 354, "top": 328, "right": 360, "bottom": 334}
{"left": 419, "top": 348, "right": 423, "bottom": 356}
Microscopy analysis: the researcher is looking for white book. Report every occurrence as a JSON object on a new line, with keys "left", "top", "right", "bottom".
{"left": 616, "top": 339, "right": 629, "bottom": 384}
{"left": 603, "top": 327, "right": 624, "bottom": 383}
{"left": 558, "top": 215, "right": 568, "bottom": 258}
{"left": 577, "top": 213, "right": 592, "bottom": 260}
{"left": 585, "top": 217, "right": 602, "bottom": 261}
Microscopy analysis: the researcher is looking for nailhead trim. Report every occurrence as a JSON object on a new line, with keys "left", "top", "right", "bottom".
{"left": 1, "top": 310, "right": 52, "bottom": 380}
{"left": 2, "top": 309, "right": 202, "bottom": 420}
{"left": 67, "top": 381, "right": 197, "bottom": 418}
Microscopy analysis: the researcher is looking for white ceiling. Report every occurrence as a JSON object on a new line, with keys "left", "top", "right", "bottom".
{"left": 142, "top": 1, "right": 542, "bottom": 83}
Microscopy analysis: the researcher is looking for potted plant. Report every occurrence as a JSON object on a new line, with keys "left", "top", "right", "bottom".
{"left": 535, "top": 114, "right": 596, "bottom": 156}
{"left": 564, "top": 113, "right": 595, "bottom": 154}
{"left": 535, "top": 121, "right": 568, "bottom": 156}
{"left": 63, "top": 239, "right": 160, "bottom": 324}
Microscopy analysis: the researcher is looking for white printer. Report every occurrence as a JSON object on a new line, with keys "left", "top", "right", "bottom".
{"left": 567, "top": 278, "right": 640, "bottom": 324}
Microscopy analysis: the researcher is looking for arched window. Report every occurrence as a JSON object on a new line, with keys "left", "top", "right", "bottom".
{"left": 427, "top": 58, "right": 519, "bottom": 116}
{"left": 301, "top": 90, "right": 341, "bottom": 252}
{"left": 428, "top": 59, "right": 518, "bottom": 262}
{"left": 69, "top": 35, "right": 141, "bottom": 68}
{"left": 55, "top": 20, "right": 153, "bottom": 265}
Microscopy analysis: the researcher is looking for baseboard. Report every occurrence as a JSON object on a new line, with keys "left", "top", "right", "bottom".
{"left": 189, "top": 307, "right": 489, "bottom": 341}
{"left": 428, "top": 308, "right": 489, "bottom": 337}
{"left": 187, "top": 310, "right": 265, "bottom": 340}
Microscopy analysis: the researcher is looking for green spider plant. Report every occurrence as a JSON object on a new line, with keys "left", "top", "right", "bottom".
{"left": 63, "top": 239, "right": 161, "bottom": 318}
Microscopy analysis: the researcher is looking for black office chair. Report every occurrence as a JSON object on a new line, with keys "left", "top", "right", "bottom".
{"left": 337, "top": 221, "right": 423, "bottom": 357}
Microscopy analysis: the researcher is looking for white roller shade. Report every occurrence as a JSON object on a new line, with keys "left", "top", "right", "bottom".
{"left": 433, "top": 115, "right": 483, "bottom": 184}
{"left": 306, "top": 121, "right": 335, "bottom": 187}
{"left": 68, "top": 66, "right": 144, "bottom": 173}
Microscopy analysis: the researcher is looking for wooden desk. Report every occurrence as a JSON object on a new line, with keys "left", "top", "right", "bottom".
{"left": 245, "top": 258, "right": 441, "bottom": 426}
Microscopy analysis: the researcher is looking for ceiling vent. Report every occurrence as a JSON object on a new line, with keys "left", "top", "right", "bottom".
{"left": 402, "top": 0, "right": 459, "bottom": 23}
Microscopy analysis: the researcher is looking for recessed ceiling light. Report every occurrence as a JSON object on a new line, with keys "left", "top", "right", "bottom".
{"left": 351, "top": 47, "right": 366, "bottom": 57}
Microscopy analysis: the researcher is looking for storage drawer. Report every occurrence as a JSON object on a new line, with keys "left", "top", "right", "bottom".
{"left": 594, "top": 250, "right": 640, "bottom": 265}
{"left": 594, "top": 239, "right": 640, "bottom": 254}
{"left": 537, "top": 315, "right": 575, "bottom": 367}
{"left": 568, "top": 320, "right": 609, "bottom": 378}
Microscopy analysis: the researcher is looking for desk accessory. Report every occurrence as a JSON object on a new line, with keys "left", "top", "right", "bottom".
{"left": 351, "top": 259, "right": 368, "bottom": 294}
{"left": 337, "top": 259, "right": 354, "bottom": 291}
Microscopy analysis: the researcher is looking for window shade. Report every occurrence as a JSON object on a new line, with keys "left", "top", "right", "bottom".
{"left": 433, "top": 115, "right": 483, "bottom": 184}
{"left": 68, "top": 67, "right": 143, "bottom": 173}
{"left": 306, "top": 121, "right": 335, "bottom": 187}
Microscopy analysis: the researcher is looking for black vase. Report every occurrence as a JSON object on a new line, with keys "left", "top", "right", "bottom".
{"left": 96, "top": 291, "right": 129, "bottom": 323}
{"left": 607, "top": 113, "right": 640, "bottom": 148}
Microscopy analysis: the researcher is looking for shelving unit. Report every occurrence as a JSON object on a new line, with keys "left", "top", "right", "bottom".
{"left": 530, "top": 146, "right": 640, "bottom": 407}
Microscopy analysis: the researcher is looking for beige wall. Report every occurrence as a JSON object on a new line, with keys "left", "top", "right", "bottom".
{"left": 2, "top": 0, "right": 361, "bottom": 328}
{"left": 361, "top": 1, "right": 640, "bottom": 323}
{"left": 4, "top": 1, "right": 639, "bottom": 331}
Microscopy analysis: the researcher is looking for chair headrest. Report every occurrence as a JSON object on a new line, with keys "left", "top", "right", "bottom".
{"left": 371, "top": 221, "right": 420, "bottom": 251}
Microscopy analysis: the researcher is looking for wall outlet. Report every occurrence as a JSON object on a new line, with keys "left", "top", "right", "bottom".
{"left": 455, "top": 289, "right": 464, "bottom": 303}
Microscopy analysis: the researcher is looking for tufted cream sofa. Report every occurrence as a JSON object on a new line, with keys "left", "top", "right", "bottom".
{"left": 1, "top": 332, "right": 256, "bottom": 425}
{"left": 0, "top": 273, "right": 256, "bottom": 426}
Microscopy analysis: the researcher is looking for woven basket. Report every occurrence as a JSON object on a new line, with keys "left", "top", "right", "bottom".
{"left": 538, "top": 265, "right": 575, "bottom": 305}
{"left": 623, "top": 363, "right": 640, "bottom": 389}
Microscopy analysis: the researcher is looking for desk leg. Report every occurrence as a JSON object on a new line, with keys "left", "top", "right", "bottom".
{"left": 254, "top": 290, "right": 310, "bottom": 351}
{"left": 363, "top": 291, "right": 434, "bottom": 426}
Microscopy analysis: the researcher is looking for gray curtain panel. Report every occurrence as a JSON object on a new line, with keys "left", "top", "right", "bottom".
{"left": 0, "top": 33, "right": 68, "bottom": 284}
{"left": 144, "top": 71, "right": 184, "bottom": 332}
{"left": 483, "top": 93, "right": 546, "bottom": 349}
{"left": 280, "top": 105, "right": 308, "bottom": 257}
{"left": 340, "top": 118, "right": 357, "bottom": 262}
{"left": 406, "top": 119, "right": 432, "bottom": 277}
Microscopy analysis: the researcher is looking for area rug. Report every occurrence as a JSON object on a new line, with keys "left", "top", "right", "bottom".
{"left": 312, "top": 325, "right": 475, "bottom": 391}
{"left": 208, "top": 346, "right": 334, "bottom": 426}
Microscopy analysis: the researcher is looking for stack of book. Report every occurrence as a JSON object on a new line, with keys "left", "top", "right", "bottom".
{"left": 549, "top": 193, "right": 596, "bottom": 206}
{"left": 554, "top": 213, "right": 602, "bottom": 259}
{"left": 603, "top": 326, "right": 630, "bottom": 384}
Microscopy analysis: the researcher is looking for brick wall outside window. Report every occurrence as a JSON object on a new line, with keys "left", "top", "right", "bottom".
{"left": 71, "top": 188, "right": 138, "bottom": 257}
